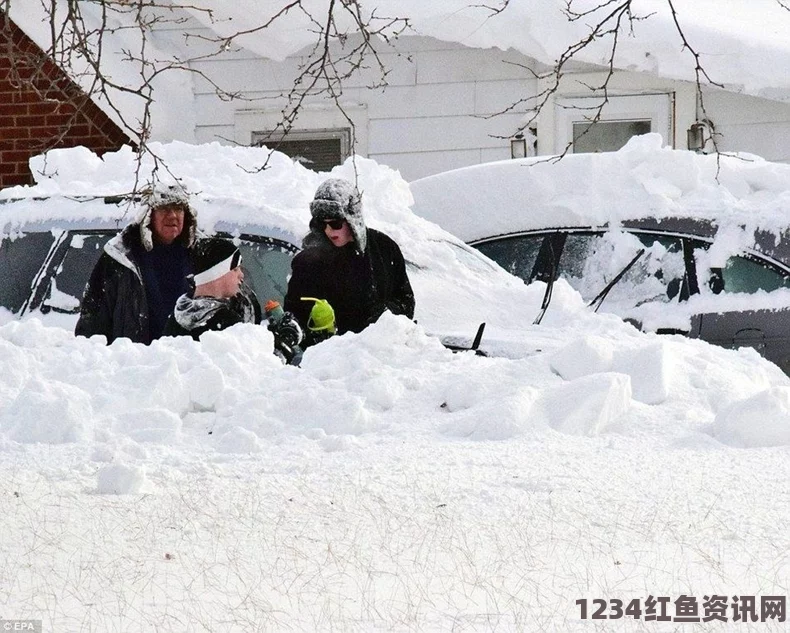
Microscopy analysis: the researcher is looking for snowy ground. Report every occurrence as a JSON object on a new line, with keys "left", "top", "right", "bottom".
{"left": 3, "top": 143, "right": 790, "bottom": 631}
{"left": 3, "top": 314, "right": 790, "bottom": 631}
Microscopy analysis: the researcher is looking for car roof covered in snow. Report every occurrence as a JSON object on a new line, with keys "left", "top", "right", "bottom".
{"left": 409, "top": 134, "right": 790, "bottom": 261}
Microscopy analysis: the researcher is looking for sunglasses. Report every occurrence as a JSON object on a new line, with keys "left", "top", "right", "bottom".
{"left": 323, "top": 219, "right": 346, "bottom": 230}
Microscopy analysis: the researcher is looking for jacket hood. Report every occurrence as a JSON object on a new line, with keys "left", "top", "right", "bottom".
{"left": 306, "top": 178, "right": 367, "bottom": 252}
{"left": 137, "top": 202, "right": 198, "bottom": 252}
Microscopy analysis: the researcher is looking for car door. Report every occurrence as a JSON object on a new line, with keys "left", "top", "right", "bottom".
{"left": 691, "top": 246, "right": 790, "bottom": 373}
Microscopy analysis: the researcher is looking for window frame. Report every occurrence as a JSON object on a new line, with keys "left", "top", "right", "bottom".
{"left": 471, "top": 226, "right": 790, "bottom": 300}
{"left": 251, "top": 128, "right": 351, "bottom": 171}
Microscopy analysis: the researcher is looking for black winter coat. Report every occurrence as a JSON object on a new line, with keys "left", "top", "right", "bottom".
{"left": 284, "top": 227, "right": 414, "bottom": 337}
{"left": 163, "top": 287, "right": 262, "bottom": 340}
{"left": 75, "top": 221, "right": 195, "bottom": 344}
{"left": 75, "top": 227, "right": 153, "bottom": 344}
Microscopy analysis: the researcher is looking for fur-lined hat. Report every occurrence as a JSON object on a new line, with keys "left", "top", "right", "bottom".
{"left": 137, "top": 184, "right": 197, "bottom": 251}
{"left": 308, "top": 178, "right": 367, "bottom": 252}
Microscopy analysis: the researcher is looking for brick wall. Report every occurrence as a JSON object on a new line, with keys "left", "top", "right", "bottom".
{"left": 0, "top": 13, "right": 131, "bottom": 189}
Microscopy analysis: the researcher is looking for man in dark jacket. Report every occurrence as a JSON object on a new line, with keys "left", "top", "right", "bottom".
{"left": 284, "top": 178, "right": 415, "bottom": 345}
{"left": 163, "top": 238, "right": 262, "bottom": 340}
{"left": 75, "top": 185, "right": 198, "bottom": 344}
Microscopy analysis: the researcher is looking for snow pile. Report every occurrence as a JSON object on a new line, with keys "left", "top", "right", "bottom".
{"left": 411, "top": 133, "right": 790, "bottom": 242}
{"left": 713, "top": 387, "right": 790, "bottom": 448}
{"left": 1, "top": 312, "right": 786, "bottom": 460}
{"left": 4, "top": 141, "right": 790, "bottom": 629}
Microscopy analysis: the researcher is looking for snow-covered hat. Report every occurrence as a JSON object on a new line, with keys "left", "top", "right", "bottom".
{"left": 191, "top": 238, "right": 241, "bottom": 286}
{"left": 137, "top": 184, "right": 197, "bottom": 251}
{"left": 147, "top": 185, "right": 190, "bottom": 210}
{"left": 309, "top": 178, "right": 367, "bottom": 252}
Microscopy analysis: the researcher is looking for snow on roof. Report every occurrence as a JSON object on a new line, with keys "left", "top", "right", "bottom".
{"left": 180, "top": 0, "right": 790, "bottom": 100}
{"left": 410, "top": 133, "right": 790, "bottom": 243}
{"left": 10, "top": 1, "right": 790, "bottom": 147}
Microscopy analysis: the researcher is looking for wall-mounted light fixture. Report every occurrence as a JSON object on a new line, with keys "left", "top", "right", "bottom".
{"left": 687, "top": 121, "right": 706, "bottom": 152}
{"left": 510, "top": 133, "right": 527, "bottom": 159}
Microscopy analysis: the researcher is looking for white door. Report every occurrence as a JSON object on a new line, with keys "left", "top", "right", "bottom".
{"left": 555, "top": 93, "right": 673, "bottom": 153}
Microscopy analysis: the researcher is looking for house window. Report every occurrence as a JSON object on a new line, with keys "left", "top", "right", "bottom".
{"left": 572, "top": 119, "right": 652, "bottom": 153}
{"left": 251, "top": 128, "right": 351, "bottom": 172}
{"left": 555, "top": 93, "right": 672, "bottom": 153}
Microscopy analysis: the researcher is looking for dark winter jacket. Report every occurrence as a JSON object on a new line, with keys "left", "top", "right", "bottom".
{"left": 163, "top": 286, "right": 262, "bottom": 340}
{"left": 75, "top": 207, "right": 198, "bottom": 344}
{"left": 284, "top": 227, "right": 415, "bottom": 337}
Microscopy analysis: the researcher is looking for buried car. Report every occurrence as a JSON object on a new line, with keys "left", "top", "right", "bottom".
{"left": 410, "top": 135, "right": 790, "bottom": 373}
{"left": 0, "top": 146, "right": 531, "bottom": 350}
{"left": 0, "top": 205, "right": 298, "bottom": 326}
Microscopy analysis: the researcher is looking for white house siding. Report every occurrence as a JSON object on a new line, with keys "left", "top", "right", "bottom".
{"left": 166, "top": 29, "right": 539, "bottom": 181}
{"left": 702, "top": 89, "right": 790, "bottom": 163}
{"left": 153, "top": 21, "right": 790, "bottom": 180}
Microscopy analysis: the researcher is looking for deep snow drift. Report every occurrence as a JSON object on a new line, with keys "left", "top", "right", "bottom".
{"left": 2, "top": 142, "right": 790, "bottom": 630}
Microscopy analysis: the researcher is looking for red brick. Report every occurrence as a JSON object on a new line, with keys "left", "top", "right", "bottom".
{"left": 1, "top": 173, "right": 34, "bottom": 187}
{"left": 16, "top": 114, "right": 46, "bottom": 127}
{"left": 0, "top": 11, "right": 130, "bottom": 190}
{"left": 0, "top": 126, "right": 29, "bottom": 140}
{"left": 0, "top": 161, "right": 20, "bottom": 175}
{"left": 27, "top": 102, "right": 61, "bottom": 115}
{"left": 2, "top": 149, "right": 33, "bottom": 163}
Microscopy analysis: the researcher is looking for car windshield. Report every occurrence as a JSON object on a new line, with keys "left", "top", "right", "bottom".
{"left": 557, "top": 230, "right": 686, "bottom": 310}
{"left": 236, "top": 237, "right": 297, "bottom": 307}
{"left": 42, "top": 232, "right": 113, "bottom": 313}
{"left": 0, "top": 232, "right": 57, "bottom": 313}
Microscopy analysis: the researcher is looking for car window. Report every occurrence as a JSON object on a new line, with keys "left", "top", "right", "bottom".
{"left": 716, "top": 255, "right": 790, "bottom": 294}
{"left": 474, "top": 235, "right": 544, "bottom": 280}
{"left": 0, "top": 232, "right": 57, "bottom": 313}
{"left": 42, "top": 232, "right": 113, "bottom": 313}
{"left": 236, "top": 237, "right": 298, "bottom": 308}
{"left": 558, "top": 231, "right": 686, "bottom": 308}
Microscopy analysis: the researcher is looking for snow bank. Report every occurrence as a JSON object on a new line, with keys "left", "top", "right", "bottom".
{"left": 712, "top": 387, "right": 790, "bottom": 448}
{"left": 3, "top": 140, "right": 790, "bottom": 630}
{"left": 1, "top": 311, "right": 786, "bottom": 459}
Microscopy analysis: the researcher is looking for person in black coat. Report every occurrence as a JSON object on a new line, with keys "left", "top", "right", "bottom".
{"left": 284, "top": 178, "right": 415, "bottom": 345}
{"left": 163, "top": 238, "right": 262, "bottom": 340}
{"left": 75, "top": 185, "right": 199, "bottom": 344}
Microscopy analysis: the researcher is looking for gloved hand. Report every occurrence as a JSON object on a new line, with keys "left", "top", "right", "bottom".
{"left": 272, "top": 311, "right": 303, "bottom": 349}
{"left": 264, "top": 300, "right": 304, "bottom": 365}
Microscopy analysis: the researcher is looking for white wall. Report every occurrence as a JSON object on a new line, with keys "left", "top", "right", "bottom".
{"left": 155, "top": 26, "right": 540, "bottom": 180}
{"left": 702, "top": 89, "right": 790, "bottom": 163}
{"left": 153, "top": 21, "right": 790, "bottom": 180}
